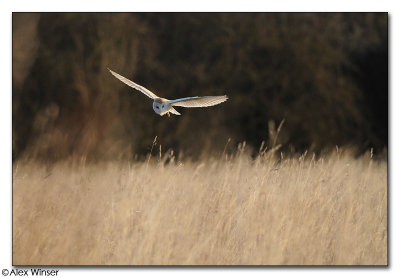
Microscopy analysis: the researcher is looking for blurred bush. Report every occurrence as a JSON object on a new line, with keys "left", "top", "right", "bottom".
{"left": 12, "top": 13, "right": 388, "bottom": 161}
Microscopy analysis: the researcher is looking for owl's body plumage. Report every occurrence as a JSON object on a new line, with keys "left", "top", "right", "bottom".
{"left": 108, "top": 69, "right": 228, "bottom": 116}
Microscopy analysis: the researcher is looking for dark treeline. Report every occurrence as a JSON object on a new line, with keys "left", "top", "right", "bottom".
{"left": 12, "top": 13, "right": 388, "bottom": 161}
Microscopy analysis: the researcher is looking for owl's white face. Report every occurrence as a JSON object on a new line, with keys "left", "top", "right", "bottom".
{"left": 153, "top": 99, "right": 171, "bottom": 116}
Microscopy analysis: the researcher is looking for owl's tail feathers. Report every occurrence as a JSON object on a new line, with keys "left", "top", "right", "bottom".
{"left": 170, "top": 107, "right": 181, "bottom": 115}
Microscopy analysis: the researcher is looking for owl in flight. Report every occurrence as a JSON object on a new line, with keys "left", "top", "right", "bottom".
{"left": 108, "top": 69, "right": 228, "bottom": 117}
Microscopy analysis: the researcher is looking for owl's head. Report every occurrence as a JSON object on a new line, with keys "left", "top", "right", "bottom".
{"left": 153, "top": 99, "right": 169, "bottom": 116}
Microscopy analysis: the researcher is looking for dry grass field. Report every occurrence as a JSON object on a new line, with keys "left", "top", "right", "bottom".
{"left": 12, "top": 149, "right": 387, "bottom": 265}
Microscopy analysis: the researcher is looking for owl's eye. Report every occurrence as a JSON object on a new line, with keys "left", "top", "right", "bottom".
{"left": 156, "top": 106, "right": 159, "bottom": 109}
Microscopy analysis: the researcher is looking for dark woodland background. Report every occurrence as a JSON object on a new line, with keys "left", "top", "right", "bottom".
{"left": 12, "top": 13, "right": 388, "bottom": 161}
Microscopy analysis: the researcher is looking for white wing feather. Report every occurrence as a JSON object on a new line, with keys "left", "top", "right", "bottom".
{"left": 168, "top": 95, "right": 228, "bottom": 108}
{"left": 108, "top": 69, "right": 159, "bottom": 100}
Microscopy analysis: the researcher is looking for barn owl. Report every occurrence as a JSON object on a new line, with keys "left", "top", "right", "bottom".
{"left": 108, "top": 69, "right": 228, "bottom": 117}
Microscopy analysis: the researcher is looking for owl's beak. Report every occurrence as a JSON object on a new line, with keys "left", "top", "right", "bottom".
{"left": 167, "top": 112, "right": 170, "bottom": 117}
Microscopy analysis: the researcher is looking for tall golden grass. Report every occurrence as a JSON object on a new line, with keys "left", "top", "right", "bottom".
{"left": 13, "top": 148, "right": 387, "bottom": 265}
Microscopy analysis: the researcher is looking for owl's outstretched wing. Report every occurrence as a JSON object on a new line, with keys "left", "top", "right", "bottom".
{"left": 108, "top": 69, "right": 159, "bottom": 100}
{"left": 168, "top": 95, "right": 228, "bottom": 108}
